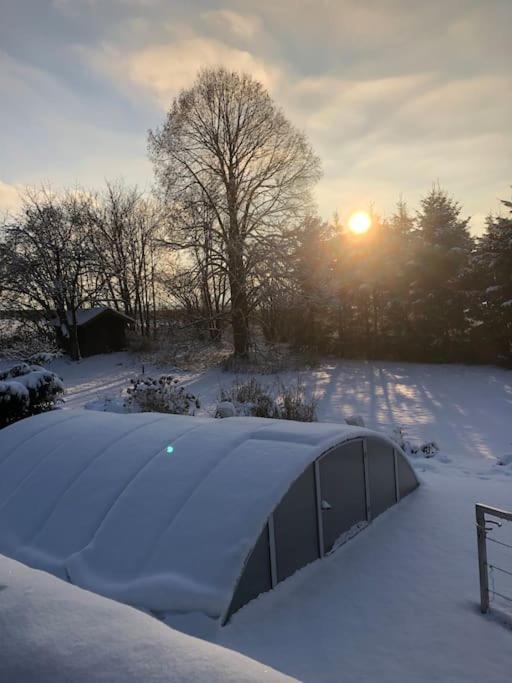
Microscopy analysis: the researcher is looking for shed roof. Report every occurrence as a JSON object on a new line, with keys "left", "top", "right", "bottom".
{"left": 51, "top": 306, "right": 134, "bottom": 327}
{"left": 0, "top": 410, "right": 414, "bottom": 625}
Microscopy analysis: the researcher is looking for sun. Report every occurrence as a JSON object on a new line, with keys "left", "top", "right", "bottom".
{"left": 348, "top": 211, "right": 371, "bottom": 235}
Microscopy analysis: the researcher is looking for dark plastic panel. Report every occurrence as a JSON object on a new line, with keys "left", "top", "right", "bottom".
{"left": 397, "top": 451, "right": 418, "bottom": 498}
{"left": 274, "top": 464, "right": 320, "bottom": 583}
{"left": 366, "top": 437, "right": 396, "bottom": 518}
{"left": 319, "top": 440, "right": 367, "bottom": 553}
{"left": 225, "top": 524, "right": 271, "bottom": 619}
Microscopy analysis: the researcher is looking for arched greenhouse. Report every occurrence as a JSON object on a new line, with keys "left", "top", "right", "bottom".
{"left": 0, "top": 410, "right": 418, "bottom": 625}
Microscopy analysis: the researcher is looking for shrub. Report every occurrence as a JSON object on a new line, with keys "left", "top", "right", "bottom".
{"left": 124, "top": 374, "right": 200, "bottom": 415}
{"left": 0, "top": 319, "right": 58, "bottom": 361}
{"left": 219, "top": 377, "right": 276, "bottom": 417}
{"left": 0, "top": 363, "right": 64, "bottom": 428}
{"left": 0, "top": 381, "right": 30, "bottom": 427}
{"left": 26, "top": 351, "right": 61, "bottom": 365}
{"left": 276, "top": 379, "right": 318, "bottom": 422}
{"left": 221, "top": 343, "right": 320, "bottom": 374}
{"left": 217, "top": 376, "right": 317, "bottom": 422}
{"left": 390, "top": 425, "right": 440, "bottom": 458}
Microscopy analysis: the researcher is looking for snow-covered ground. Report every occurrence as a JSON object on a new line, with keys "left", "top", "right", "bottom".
{"left": 2, "top": 352, "right": 512, "bottom": 682}
{"left": 36, "top": 352, "right": 512, "bottom": 469}
{"left": 0, "top": 553, "right": 294, "bottom": 683}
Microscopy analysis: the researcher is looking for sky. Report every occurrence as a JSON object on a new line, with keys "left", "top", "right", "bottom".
{"left": 0, "top": 0, "right": 511, "bottom": 233}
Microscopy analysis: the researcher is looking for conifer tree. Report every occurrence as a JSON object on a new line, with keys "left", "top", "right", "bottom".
{"left": 473, "top": 192, "right": 512, "bottom": 362}
{"left": 412, "top": 186, "right": 474, "bottom": 359}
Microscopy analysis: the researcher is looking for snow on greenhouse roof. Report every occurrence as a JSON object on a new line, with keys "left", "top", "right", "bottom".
{"left": 0, "top": 410, "right": 408, "bottom": 625}
{"left": 0, "top": 553, "right": 295, "bottom": 683}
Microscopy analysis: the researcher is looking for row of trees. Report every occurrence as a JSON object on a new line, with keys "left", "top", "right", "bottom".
{"left": 271, "top": 188, "right": 512, "bottom": 364}
{"left": 0, "top": 67, "right": 510, "bottom": 364}
{"left": 0, "top": 184, "right": 165, "bottom": 359}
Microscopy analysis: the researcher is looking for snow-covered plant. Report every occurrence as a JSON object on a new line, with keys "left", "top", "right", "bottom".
{"left": 217, "top": 376, "right": 317, "bottom": 422}
{"left": 0, "top": 363, "right": 64, "bottom": 428}
{"left": 124, "top": 374, "right": 200, "bottom": 415}
{"left": 0, "top": 381, "right": 30, "bottom": 427}
{"left": 26, "top": 351, "right": 61, "bottom": 365}
{"left": 219, "top": 377, "right": 276, "bottom": 417}
{"left": 276, "top": 379, "right": 318, "bottom": 422}
{"left": 390, "top": 425, "right": 440, "bottom": 458}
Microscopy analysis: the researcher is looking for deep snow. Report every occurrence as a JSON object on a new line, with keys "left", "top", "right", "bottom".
{"left": 0, "top": 553, "right": 294, "bottom": 683}
{"left": 1, "top": 352, "right": 512, "bottom": 682}
{"left": 220, "top": 470, "right": 512, "bottom": 683}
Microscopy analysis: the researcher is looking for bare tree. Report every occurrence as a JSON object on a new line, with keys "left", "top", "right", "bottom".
{"left": 88, "top": 182, "right": 165, "bottom": 336}
{"left": 149, "top": 67, "right": 321, "bottom": 357}
{"left": 162, "top": 187, "right": 229, "bottom": 341}
{"left": 1, "top": 187, "right": 102, "bottom": 360}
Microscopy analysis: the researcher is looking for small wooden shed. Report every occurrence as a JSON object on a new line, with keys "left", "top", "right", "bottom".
{"left": 52, "top": 307, "right": 133, "bottom": 357}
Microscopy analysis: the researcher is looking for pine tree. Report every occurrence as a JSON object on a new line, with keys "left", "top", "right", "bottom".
{"left": 412, "top": 186, "right": 474, "bottom": 359}
{"left": 390, "top": 197, "right": 415, "bottom": 238}
{"left": 473, "top": 192, "right": 512, "bottom": 363}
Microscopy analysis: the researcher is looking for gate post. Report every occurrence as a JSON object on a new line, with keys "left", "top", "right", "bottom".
{"left": 476, "top": 504, "right": 489, "bottom": 613}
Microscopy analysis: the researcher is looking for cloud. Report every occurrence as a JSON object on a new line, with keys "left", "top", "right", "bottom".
{"left": 91, "top": 35, "right": 281, "bottom": 108}
{"left": 0, "top": 180, "right": 21, "bottom": 213}
{"left": 2, "top": 0, "right": 510, "bottom": 232}
{"left": 201, "top": 9, "right": 262, "bottom": 40}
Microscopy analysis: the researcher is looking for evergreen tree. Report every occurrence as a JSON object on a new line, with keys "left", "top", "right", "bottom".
{"left": 473, "top": 191, "right": 512, "bottom": 363}
{"left": 412, "top": 186, "right": 474, "bottom": 359}
{"left": 390, "top": 197, "right": 415, "bottom": 237}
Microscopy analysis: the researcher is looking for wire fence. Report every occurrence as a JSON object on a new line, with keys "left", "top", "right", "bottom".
{"left": 476, "top": 503, "right": 512, "bottom": 613}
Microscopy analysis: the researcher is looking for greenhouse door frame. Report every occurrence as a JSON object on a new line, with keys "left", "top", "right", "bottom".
{"left": 314, "top": 438, "right": 401, "bottom": 558}
{"left": 259, "top": 438, "right": 402, "bottom": 592}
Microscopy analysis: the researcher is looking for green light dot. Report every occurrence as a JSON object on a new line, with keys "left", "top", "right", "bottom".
{"left": 166, "top": 445, "right": 174, "bottom": 454}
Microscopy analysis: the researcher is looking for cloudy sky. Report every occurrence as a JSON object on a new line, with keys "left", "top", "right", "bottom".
{"left": 1, "top": 0, "right": 510, "bottom": 232}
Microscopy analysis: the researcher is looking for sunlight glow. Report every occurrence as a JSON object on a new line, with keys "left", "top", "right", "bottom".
{"left": 348, "top": 211, "right": 371, "bottom": 235}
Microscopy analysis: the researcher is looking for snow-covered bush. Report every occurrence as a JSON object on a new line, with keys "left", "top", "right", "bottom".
{"left": 218, "top": 377, "right": 278, "bottom": 418}
{"left": 124, "top": 374, "right": 200, "bottom": 415}
{"left": 215, "top": 401, "right": 237, "bottom": 418}
{"left": 217, "top": 377, "right": 317, "bottom": 422}
{"left": 0, "top": 381, "right": 30, "bottom": 427}
{"left": 345, "top": 415, "right": 366, "bottom": 427}
{"left": 221, "top": 343, "right": 320, "bottom": 374}
{"left": 26, "top": 351, "right": 61, "bottom": 365}
{"left": 0, "top": 318, "right": 58, "bottom": 361}
{"left": 390, "top": 425, "right": 440, "bottom": 458}
{"left": 0, "top": 363, "right": 64, "bottom": 428}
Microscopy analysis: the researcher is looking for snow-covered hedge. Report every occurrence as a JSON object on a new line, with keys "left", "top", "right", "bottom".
{"left": 124, "top": 374, "right": 200, "bottom": 415}
{"left": 0, "top": 363, "right": 64, "bottom": 428}
{"left": 217, "top": 377, "right": 318, "bottom": 422}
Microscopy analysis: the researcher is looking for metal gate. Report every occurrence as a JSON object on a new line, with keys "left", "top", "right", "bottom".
{"left": 476, "top": 503, "right": 512, "bottom": 613}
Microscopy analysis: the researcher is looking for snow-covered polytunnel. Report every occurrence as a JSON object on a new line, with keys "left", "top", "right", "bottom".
{"left": 0, "top": 410, "right": 418, "bottom": 625}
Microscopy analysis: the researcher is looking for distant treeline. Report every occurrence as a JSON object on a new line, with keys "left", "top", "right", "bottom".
{"left": 0, "top": 68, "right": 510, "bottom": 365}
{"left": 258, "top": 188, "right": 512, "bottom": 366}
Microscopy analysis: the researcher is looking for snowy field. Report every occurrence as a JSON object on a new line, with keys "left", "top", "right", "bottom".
{"left": 39, "top": 351, "right": 512, "bottom": 469}
{"left": 2, "top": 352, "right": 512, "bottom": 682}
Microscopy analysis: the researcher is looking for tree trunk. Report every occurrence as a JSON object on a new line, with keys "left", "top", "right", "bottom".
{"left": 68, "top": 309, "right": 81, "bottom": 361}
{"left": 228, "top": 251, "right": 250, "bottom": 357}
{"left": 227, "top": 187, "right": 250, "bottom": 357}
